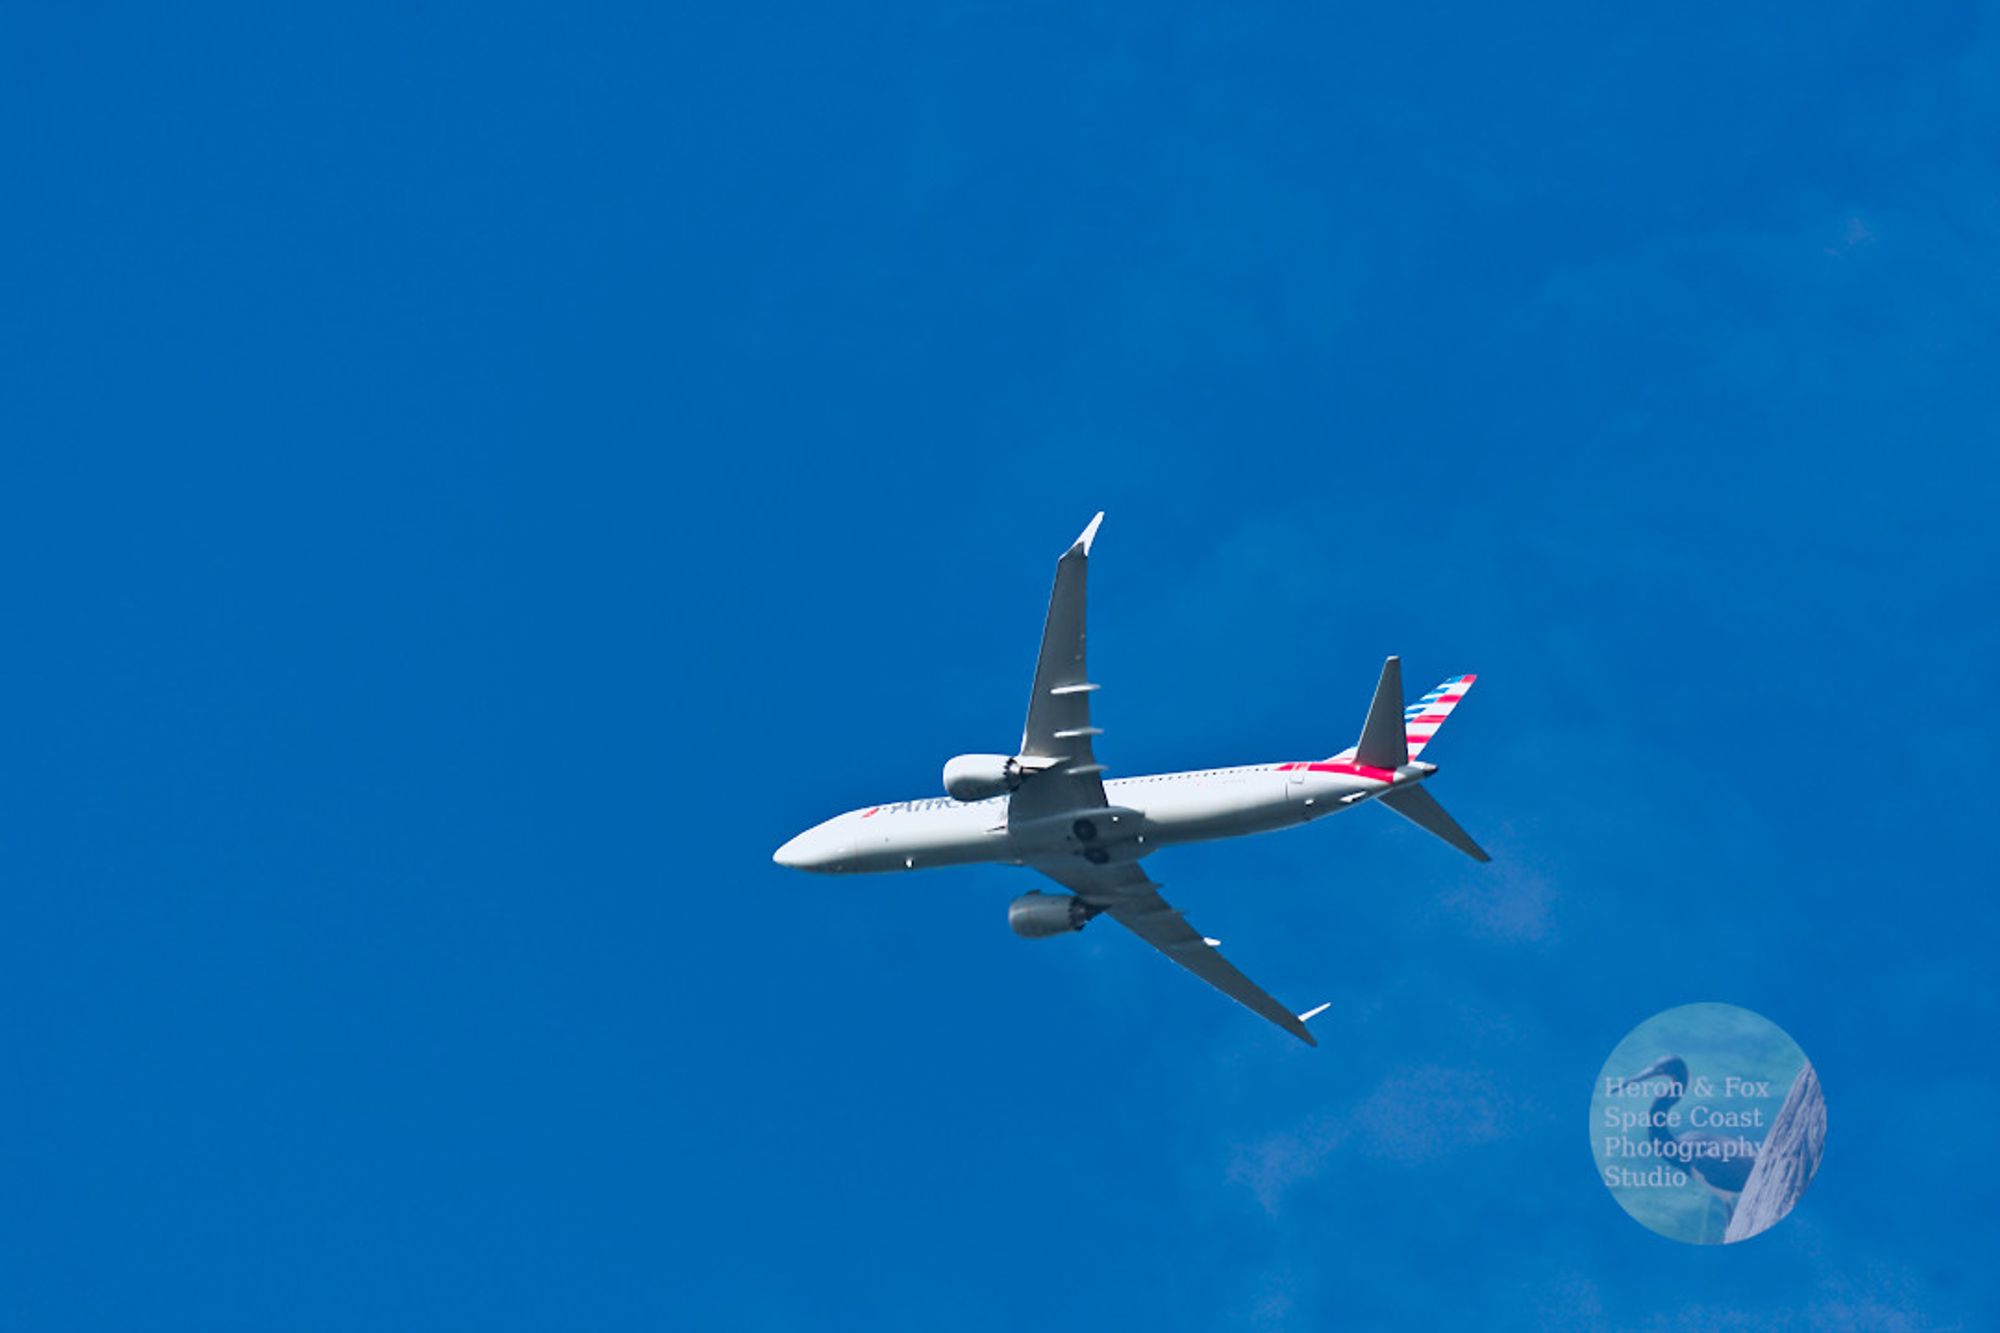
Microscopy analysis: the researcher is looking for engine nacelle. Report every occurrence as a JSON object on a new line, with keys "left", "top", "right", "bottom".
{"left": 1007, "top": 891, "right": 1095, "bottom": 939}
{"left": 943, "top": 753, "right": 1025, "bottom": 802}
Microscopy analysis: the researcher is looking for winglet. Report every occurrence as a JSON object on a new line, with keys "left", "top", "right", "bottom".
{"left": 1075, "top": 511, "right": 1105, "bottom": 555}
{"left": 1298, "top": 1002, "right": 1332, "bottom": 1024}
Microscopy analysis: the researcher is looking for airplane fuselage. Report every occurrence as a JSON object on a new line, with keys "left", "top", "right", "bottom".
{"left": 774, "top": 758, "right": 1438, "bottom": 875}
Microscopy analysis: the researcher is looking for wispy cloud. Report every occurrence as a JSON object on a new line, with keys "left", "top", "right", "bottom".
{"left": 1438, "top": 862, "right": 1557, "bottom": 942}
{"left": 1229, "top": 1063, "right": 1516, "bottom": 1212}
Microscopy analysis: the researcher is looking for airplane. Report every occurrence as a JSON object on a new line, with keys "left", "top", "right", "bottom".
{"left": 772, "top": 514, "right": 1488, "bottom": 1044}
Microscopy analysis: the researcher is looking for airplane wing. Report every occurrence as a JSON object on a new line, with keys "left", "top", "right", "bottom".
{"left": 1008, "top": 513, "right": 1110, "bottom": 823}
{"left": 1032, "top": 858, "right": 1321, "bottom": 1045}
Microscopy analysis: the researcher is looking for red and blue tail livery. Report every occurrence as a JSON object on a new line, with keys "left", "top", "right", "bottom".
{"left": 1404, "top": 674, "right": 1476, "bottom": 759}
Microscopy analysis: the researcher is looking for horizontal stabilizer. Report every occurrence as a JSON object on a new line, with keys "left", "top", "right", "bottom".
{"left": 1354, "top": 656, "right": 1410, "bottom": 769}
{"left": 1329, "top": 668, "right": 1478, "bottom": 764}
{"left": 1378, "top": 785, "right": 1490, "bottom": 862}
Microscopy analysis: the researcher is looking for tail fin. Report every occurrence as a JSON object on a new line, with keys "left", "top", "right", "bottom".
{"left": 1337, "top": 662, "right": 1479, "bottom": 764}
{"left": 1379, "top": 785, "right": 1491, "bottom": 862}
{"left": 1404, "top": 673, "right": 1476, "bottom": 759}
{"left": 1332, "top": 660, "right": 1488, "bottom": 861}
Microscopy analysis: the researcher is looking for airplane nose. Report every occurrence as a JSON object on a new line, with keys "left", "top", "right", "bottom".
{"left": 773, "top": 832, "right": 812, "bottom": 868}
{"left": 775, "top": 820, "right": 858, "bottom": 872}
{"left": 775, "top": 827, "right": 851, "bottom": 871}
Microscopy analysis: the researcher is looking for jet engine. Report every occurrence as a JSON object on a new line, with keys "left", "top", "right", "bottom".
{"left": 1007, "top": 890, "right": 1096, "bottom": 938}
{"left": 943, "top": 753, "right": 1025, "bottom": 802}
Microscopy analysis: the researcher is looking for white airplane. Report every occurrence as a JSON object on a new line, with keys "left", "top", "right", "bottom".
{"left": 773, "top": 514, "right": 1488, "bottom": 1044}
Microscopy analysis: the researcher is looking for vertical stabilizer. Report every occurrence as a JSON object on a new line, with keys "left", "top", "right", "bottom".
{"left": 1403, "top": 674, "right": 1477, "bottom": 758}
{"left": 1353, "top": 656, "right": 1410, "bottom": 769}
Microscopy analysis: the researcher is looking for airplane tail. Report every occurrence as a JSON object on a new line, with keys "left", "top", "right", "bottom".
{"left": 1401, "top": 671, "right": 1477, "bottom": 760}
{"left": 1351, "top": 656, "right": 1410, "bottom": 768}
{"left": 1379, "top": 785, "right": 1490, "bottom": 862}
{"left": 1334, "top": 660, "right": 1478, "bottom": 766}
{"left": 1336, "top": 658, "right": 1488, "bottom": 862}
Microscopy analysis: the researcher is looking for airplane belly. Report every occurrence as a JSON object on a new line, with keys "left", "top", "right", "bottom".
{"left": 1138, "top": 771, "right": 1296, "bottom": 845}
{"left": 1004, "top": 804, "right": 1148, "bottom": 865}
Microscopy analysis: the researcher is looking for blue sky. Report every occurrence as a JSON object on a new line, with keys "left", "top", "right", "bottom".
{"left": 4, "top": 3, "right": 1997, "bottom": 1329}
